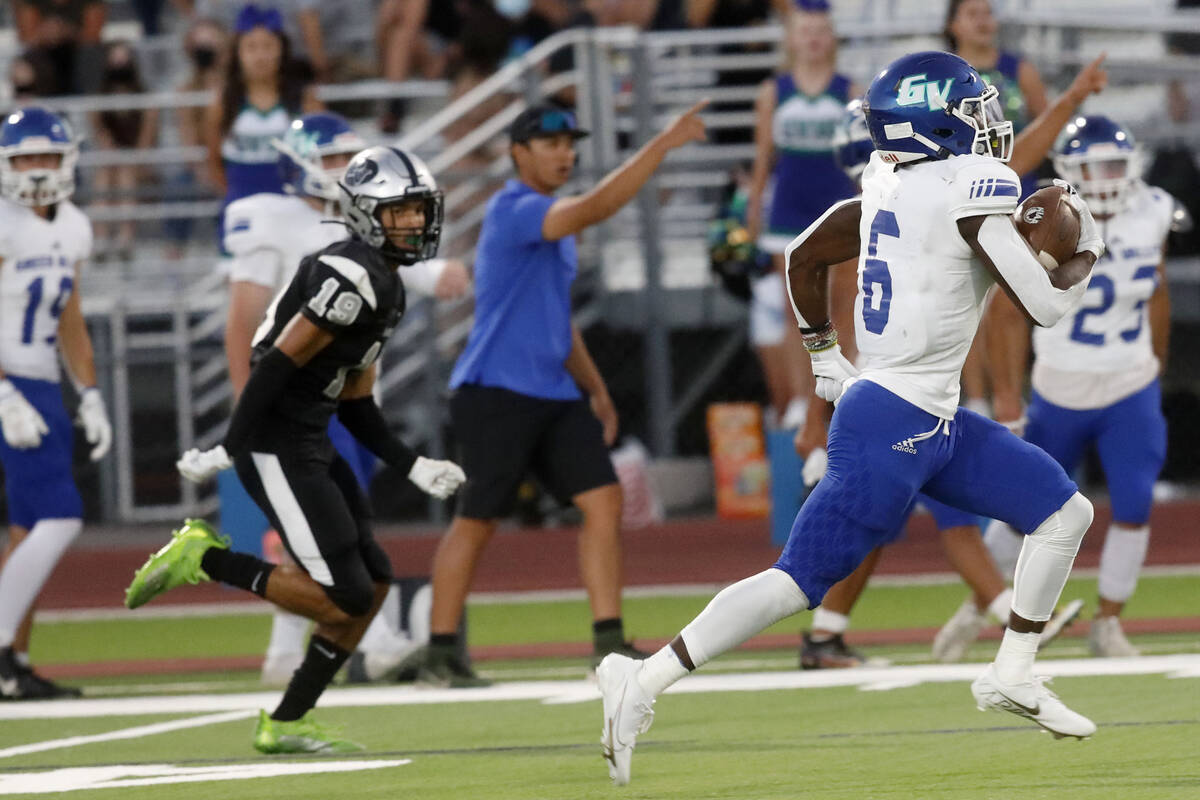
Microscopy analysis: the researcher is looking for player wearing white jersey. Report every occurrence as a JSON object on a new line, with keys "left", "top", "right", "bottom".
{"left": 222, "top": 112, "right": 469, "bottom": 685}
{"left": 596, "top": 52, "right": 1105, "bottom": 785}
{"left": 980, "top": 116, "right": 1173, "bottom": 657}
{"left": 0, "top": 107, "right": 112, "bottom": 699}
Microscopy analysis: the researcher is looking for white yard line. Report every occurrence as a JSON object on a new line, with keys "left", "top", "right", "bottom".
{"left": 1, "top": 654, "right": 1196, "bottom": 722}
{"left": 36, "top": 563, "right": 1200, "bottom": 623}
{"left": 0, "top": 710, "right": 257, "bottom": 759}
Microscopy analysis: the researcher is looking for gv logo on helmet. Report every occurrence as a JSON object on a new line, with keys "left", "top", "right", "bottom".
{"left": 896, "top": 74, "right": 954, "bottom": 112}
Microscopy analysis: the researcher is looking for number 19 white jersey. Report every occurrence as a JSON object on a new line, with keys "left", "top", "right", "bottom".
{"left": 855, "top": 151, "right": 1021, "bottom": 419}
{"left": 0, "top": 198, "right": 92, "bottom": 383}
{"left": 1031, "top": 181, "right": 1173, "bottom": 409}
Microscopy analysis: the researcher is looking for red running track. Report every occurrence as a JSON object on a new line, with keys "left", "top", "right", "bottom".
{"left": 36, "top": 501, "right": 1200, "bottom": 611}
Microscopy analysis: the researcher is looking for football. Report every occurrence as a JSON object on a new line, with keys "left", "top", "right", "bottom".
{"left": 1014, "top": 185, "right": 1081, "bottom": 270}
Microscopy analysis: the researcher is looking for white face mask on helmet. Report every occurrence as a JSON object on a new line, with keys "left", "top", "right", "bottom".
{"left": 1053, "top": 146, "right": 1140, "bottom": 218}
{"left": 0, "top": 138, "right": 78, "bottom": 207}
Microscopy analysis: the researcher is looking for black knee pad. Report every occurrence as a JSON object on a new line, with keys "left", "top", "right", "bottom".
{"left": 322, "top": 580, "right": 374, "bottom": 617}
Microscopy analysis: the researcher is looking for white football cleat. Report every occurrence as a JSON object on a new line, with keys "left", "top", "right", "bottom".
{"left": 932, "top": 599, "right": 987, "bottom": 663}
{"left": 1089, "top": 616, "right": 1140, "bottom": 658}
{"left": 1039, "top": 598, "right": 1085, "bottom": 650}
{"left": 971, "top": 664, "right": 1096, "bottom": 739}
{"left": 597, "top": 653, "right": 655, "bottom": 786}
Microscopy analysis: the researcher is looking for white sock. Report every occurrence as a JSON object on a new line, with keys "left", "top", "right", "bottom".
{"left": 0, "top": 518, "right": 82, "bottom": 646}
{"left": 1097, "top": 524, "right": 1149, "bottom": 604}
{"left": 1010, "top": 492, "right": 1093, "bottom": 623}
{"left": 811, "top": 608, "right": 849, "bottom": 636}
{"left": 637, "top": 645, "right": 689, "bottom": 697}
{"left": 678, "top": 568, "right": 808, "bottom": 669}
{"left": 265, "top": 610, "right": 309, "bottom": 658}
{"left": 983, "top": 519, "right": 1023, "bottom": 578}
{"left": 994, "top": 628, "right": 1040, "bottom": 685}
{"left": 986, "top": 588, "right": 1013, "bottom": 623}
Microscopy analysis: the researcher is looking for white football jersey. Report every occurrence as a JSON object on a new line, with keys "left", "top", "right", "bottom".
{"left": 0, "top": 198, "right": 92, "bottom": 382}
{"left": 1031, "top": 182, "right": 1172, "bottom": 409}
{"left": 224, "top": 192, "right": 449, "bottom": 296}
{"left": 855, "top": 152, "right": 1021, "bottom": 419}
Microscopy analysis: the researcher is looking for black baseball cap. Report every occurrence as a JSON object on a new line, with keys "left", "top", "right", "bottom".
{"left": 509, "top": 105, "right": 589, "bottom": 143}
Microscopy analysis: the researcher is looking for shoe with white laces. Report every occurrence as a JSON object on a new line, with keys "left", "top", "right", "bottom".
{"left": 932, "top": 599, "right": 988, "bottom": 663}
{"left": 1039, "top": 598, "right": 1085, "bottom": 650}
{"left": 971, "top": 664, "right": 1096, "bottom": 739}
{"left": 597, "top": 653, "right": 655, "bottom": 786}
{"left": 1088, "top": 615, "right": 1140, "bottom": 657}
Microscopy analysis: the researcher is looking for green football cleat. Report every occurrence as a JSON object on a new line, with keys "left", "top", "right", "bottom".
{"left": 124, "top": 519, "right": 229, "bottom": 609}
{"left": 253, "top": 710, "right": 364, "bottom": 754}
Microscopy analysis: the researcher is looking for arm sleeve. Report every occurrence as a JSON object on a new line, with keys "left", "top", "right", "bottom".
{"left": 401, "top": 258, "right": 445, "bottom": 297}
{"left": 501, "top": 192, "right": 557, "bottom": 246}
{"left": 975, "top": 214, "right": 1089, "bottom": 327}
{"left": 223, "top": 347, "right": 298, "bottom": 455}
{"left": 947, "top": 160, "right": 1023, "bottom": 221}
{"left": 336, "top": 396, "right": 418, "bottom": 474}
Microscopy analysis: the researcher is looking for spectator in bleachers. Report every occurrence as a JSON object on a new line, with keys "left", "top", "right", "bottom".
{"left": 7, "top": 51, "right": 57, "bottom": 103}
{"left": 13, "top": 0, "right": 107, "bottom": 95}
{"left": 746, "top": 0, "right": 857, "bottom": 429}
{"left": 88, "top": 41, "right": 159, "bottom": 260}
{"left": 204, "top": 4, "right": 319, "bottom": 248}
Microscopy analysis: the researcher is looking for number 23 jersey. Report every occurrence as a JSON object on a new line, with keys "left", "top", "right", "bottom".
{"left": 0, "top": 198, "right": 92, "bottom": 382}
{"left": 854, "top": 152, "right": 1021, "bottom": 419}
{"left": 250, "top": 237, "right": 405, "bottom": 432}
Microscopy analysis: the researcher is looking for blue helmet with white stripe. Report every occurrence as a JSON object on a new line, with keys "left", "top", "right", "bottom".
{"left": 273, "top": 112, "right": 366, "bottom": 201}
{"left": 832, "top": 98, "right": 874, "bottom": 183}
{"left": 862, "top": 51, "right": 1013, "bottom": 166}
{"left": 1053, "top": 115, "right": 1139, "bottom": 217}
{"left": 0, "top": 106, "right": 78, "bottom": 206}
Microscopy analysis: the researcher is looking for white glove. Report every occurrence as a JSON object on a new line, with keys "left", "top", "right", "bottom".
{"left": 77, "top": 387, "right": 112, "bottom": 461}
{"left": 801, "top": 446, "right": 828, "bottom": 488}
{"left": 177, "top": 445, "right": 234, "bottom": 483}
{"left": 408, "top": 456, "right": 467, "bottom": 500}
{"left": 810, "top": 344, "right": 860, "bottom": 404}
{"left": 0, "top": 379, "right": 48, "bottom": 449}
{"left": 1053, "top": 179, "right": 1105, "bottom": 260}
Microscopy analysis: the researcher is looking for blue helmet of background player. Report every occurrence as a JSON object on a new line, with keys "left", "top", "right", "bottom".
{"left": 1053, "top": 115, "right": 1140, "bottom": 218}
{"left": 862, "top": 51, "right": 1013, "bottom": 166}
{"left": 0, "top": 106, "right": 78, "bottom": 207}
{"left": 273, "top": 112, "right": 366, "bottom": 201}
{"left": 832, "top": 98, "right": 874, "bottom": 183}
{"left": 339, "top": 145, "right": 443, "bottom": 265}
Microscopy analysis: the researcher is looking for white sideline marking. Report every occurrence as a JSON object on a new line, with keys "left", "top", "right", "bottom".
{"left": 0, "top": 711, "right": 257, "bottom": 760}
{"left": 38, "top": 563, "right": 1200, "bottom": 622}
{"left": 1, "top": 655, "right": 1196, "bottom": 721}
{"left": 0, "top": 760, "right": 409, "bottom": 794}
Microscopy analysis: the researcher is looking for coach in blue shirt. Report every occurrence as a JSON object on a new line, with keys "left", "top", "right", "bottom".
{"left": 420, "top": 101, "right": 709, "bottom": 686}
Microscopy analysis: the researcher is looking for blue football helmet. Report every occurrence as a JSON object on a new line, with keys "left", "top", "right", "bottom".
{"left": 832, "top": 98, "right": 874, "bottom": 183}
{"left": 272, "top": 112, "right": 366, "bottom": 201}
{"left": 0, "top": 106, "right": 78, "bottom": 207}
{"left": 862, "top": 51, "right": 1013, "bottom": 166}
{"left": 1053, "top": 115, "right": 1139, "bottom": 217}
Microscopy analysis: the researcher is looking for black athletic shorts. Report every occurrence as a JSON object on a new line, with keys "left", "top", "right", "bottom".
{"left": 235, "top": 435, "right": 392, "bottom": 613}
{"left": 451, "top": 384, "right": 618, "bottom": 520}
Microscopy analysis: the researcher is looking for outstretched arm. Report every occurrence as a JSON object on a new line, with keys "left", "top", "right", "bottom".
{"left": 1009, "top": 54, "right": 1107, "bottom": 175}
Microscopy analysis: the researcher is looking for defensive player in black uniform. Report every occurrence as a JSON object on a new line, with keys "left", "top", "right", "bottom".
{"left": 124, "top": 146, "right": 466, "bottom": 753}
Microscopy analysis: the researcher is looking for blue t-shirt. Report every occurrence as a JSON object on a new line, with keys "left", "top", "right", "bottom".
{"left": 449, "top": 180, "right": 581, "bottom": 400}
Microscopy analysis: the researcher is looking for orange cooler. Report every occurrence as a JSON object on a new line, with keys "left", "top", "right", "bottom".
{"left": 706, "top": 403, "right": 770, "bottom": 519}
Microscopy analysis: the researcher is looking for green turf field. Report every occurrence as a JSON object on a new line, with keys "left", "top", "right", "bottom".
{"left": 2, "top": 574, "right": 1197, "bottom": 798}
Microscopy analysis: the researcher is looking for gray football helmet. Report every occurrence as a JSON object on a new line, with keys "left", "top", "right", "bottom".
{"left": 338, "top": 145, "right": 443, "bottom": 265}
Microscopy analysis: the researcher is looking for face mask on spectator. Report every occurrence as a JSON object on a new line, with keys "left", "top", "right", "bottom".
{"left": 191, "top": 46, "right": 218, "bottom": 69}
{"left": 106, "top": 65, "right": 138, "bottom": 84}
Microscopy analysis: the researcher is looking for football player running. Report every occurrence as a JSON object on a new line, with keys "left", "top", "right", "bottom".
{"left": 126, "top": 146, "right": 466, "bottom": 753}
{"left": 0, "top": 107, "right": 112, "bottom": 699}
{"left": 976, "top": 116, "right": 1175, "bottom": 658}
{"left": 597, "top": 51, "right": 1104, "bottom": 785}
{"left": 222, "top": 112, "right": 468, "bottom": 684}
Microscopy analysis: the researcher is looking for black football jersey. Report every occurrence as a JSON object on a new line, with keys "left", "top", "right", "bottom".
{"left": 250, "top": 238, "right": 405, "bottom": 431}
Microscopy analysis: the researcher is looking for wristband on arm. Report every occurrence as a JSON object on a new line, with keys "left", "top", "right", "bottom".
{"left": 223, "top": 347, "right": 298, "bottom": 455}
{"left": 336, "top": 396, "right": 418, "bottom": 475}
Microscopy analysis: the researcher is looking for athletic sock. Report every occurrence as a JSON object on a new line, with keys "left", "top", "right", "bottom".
{"left": 0, "top": 518, "right": 82, "bottom": 645}
{"left": 994, "top": 628, "right": 1040, "bottom": 685}
{"left": 637, "top": 645, "right": 689, "bottom": 698}
{"left": 271, "top": 635, "right": 350, "bottom": 722}
{"left": 810, "top": 608, "right": 850, "bottom": 639}
{"left": 427, "top": 634, "right": 460, "bottom": 665}
{"left": 592, "top": 618, "right": 625, "bottom": 652}
{"left": 1097, "top": 524, "right": 1149, "bottom": 604}
{"left": 986, "top": 588, "right": 1013, "bottom": 624}
{"left": 200, "top": 548, "right": 273, "bottom": 598}
{"left": 679, "top": 568, "right": 808, "bottom": 669}
{"left": 13, "top": 650, "right": 30, "bottom": 669}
